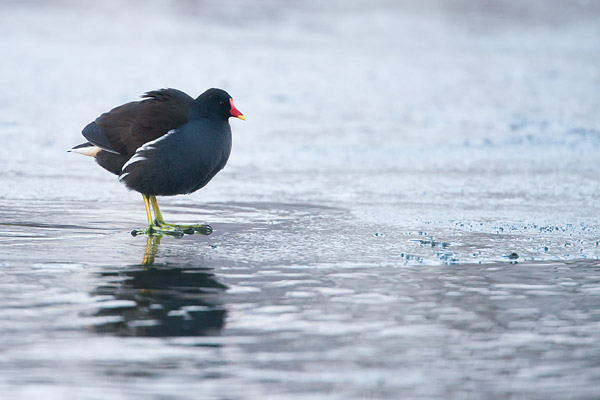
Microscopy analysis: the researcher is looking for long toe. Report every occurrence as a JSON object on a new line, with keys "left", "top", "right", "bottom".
{"left": 159, "top": 222, "right": 213, "bottom": 235}
{"left": 161, "top": 228, "right": 185, "bottom": 238}
{"left": 193, "top": 224, "right": 213, "bottom": 235}
{"left": 131, "top": 225, "right": 185, "bottom": 238}
{"left": 131, "top": 228, "right": 152, "bottom": 237}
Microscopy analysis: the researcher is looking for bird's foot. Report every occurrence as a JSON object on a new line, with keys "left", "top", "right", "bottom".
{"left": 154, "top": 220, "right": 213, "bottom": 235}
{"left": 131, "top": 223, "right": 185, "bottom": 238}
{"left": 131, "top": 222, "right": 213, "bottom": 238}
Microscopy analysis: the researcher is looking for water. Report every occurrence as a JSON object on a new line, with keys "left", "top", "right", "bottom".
{"left": 1, "top": 0, "right": 600, "bottom": 398}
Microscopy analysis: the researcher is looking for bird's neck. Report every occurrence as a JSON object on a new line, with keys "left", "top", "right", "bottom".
{"left": 187, "top": 102, "right": 207, "bottom": 120}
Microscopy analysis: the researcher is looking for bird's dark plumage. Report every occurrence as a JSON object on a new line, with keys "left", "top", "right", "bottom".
{"left": 72, "top": 88, "right": 243, "bottom": 196}
{"left": 118, "top": 118, "right": 232, "bottom": 195}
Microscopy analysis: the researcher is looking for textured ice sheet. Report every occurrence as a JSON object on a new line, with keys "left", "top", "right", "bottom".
{"left": 1, "top": 1, "right": 600, "bottom": 399}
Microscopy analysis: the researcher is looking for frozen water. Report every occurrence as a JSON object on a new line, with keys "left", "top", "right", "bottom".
{"left": 1, "top": 0, "right": 600, "bottom": 398}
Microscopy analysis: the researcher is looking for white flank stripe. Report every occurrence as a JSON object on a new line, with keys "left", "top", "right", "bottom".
{"left": 141, "top": 129, "right": 176, "bottom": 148}
{"left": 118, "top": 172, "right": 130, "bottom": 181}
{"left": 120, "top": 129, "right": 177, "bottom": 173}
{"left": 121, "top": 154, "right": 148, "bottom": 171}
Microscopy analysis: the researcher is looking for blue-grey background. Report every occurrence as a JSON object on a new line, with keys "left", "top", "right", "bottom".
{"left": 1, "top": 1, "right": 599, "bottom": 398}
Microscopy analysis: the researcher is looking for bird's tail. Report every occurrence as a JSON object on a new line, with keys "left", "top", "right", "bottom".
{"left": 68, "top": 142, "right": 101, "bottom": 157}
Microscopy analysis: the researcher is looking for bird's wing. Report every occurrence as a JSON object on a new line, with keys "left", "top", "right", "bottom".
{"left": 82, "top": 88, "right": 194, "bottom": 156}
{"left": 118, "top": 128, "right": 183, "bottom": 195}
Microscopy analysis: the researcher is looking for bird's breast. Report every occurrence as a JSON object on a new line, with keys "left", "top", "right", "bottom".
{"left": 118, "top": 120, "right": 232, "bottom": 196}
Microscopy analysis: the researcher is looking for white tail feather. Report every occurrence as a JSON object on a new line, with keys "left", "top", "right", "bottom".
{"left": 69, "top": 145, "right": 102, "bottom": 157}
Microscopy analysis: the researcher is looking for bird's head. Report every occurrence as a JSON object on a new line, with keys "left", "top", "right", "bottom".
{"left": 193, "top": 88, "right": 245, "bottom": 121}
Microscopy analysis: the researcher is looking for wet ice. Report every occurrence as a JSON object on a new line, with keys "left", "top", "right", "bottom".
{"left": 1, "top": 0, "right": 600, "bottom": 399}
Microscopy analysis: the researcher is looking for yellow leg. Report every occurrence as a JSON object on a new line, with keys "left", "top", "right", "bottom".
{"left": 131, "top": 195, "right": 213, "bottom": 237}
{"left": 149, "top": 195, "right": 213, "bottom": 235}
{"left": 131, "top": 194, "right": 184, "bottom": 238}
{"left": 150, "top": 196, "right": 165, "bottom": 224}
{"left": 143, "top": 194, "right": 153, "bottom": 225}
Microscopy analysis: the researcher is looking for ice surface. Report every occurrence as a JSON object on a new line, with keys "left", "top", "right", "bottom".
{"left": 1, "top": 0, "right": 600, "bottom": 399}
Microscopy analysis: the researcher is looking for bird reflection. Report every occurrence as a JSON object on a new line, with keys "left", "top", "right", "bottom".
{"left": 90, "top": 235, "right": 227, "bottom": 337}
{"left": 142, "top": 234, "right": 162, "bottom": 266}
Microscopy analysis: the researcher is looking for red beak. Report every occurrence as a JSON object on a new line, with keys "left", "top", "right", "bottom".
{"left": 229, "top": 98, "right": 245, "bottom": 120}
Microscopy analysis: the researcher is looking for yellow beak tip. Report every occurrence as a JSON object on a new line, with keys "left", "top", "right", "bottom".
{"left": 237, "top": 115, "right": 246, "bottom": 121}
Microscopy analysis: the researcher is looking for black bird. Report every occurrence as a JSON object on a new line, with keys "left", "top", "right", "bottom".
{"left": 70, "top": 88, "right": 245, "bottom": 237}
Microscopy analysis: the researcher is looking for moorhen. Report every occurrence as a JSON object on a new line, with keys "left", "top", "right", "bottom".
{"left": 70, "top": 88, "right": 244, "bottom": 237}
